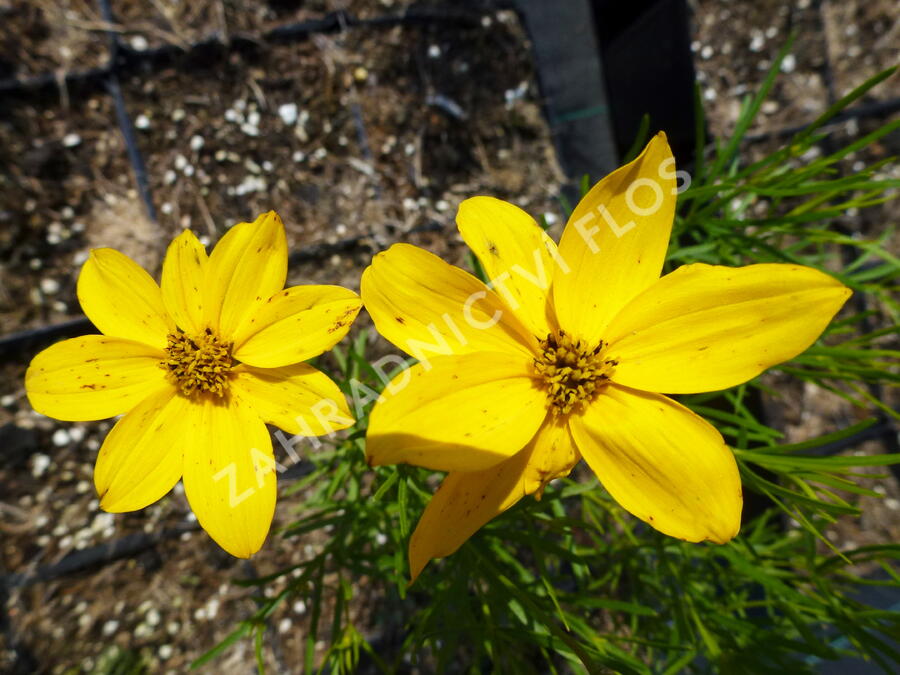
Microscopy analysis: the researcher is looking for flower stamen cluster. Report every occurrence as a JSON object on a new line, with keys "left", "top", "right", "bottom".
{"left": 162, "top": 329, "right": 234, "bottom": 397}
{"left": 533, "top": 330, "right": 617, "bottom": 416}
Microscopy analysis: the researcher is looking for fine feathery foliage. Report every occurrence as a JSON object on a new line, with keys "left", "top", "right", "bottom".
{"left": 196, "top": 54, "right": 900, "bottom": 673}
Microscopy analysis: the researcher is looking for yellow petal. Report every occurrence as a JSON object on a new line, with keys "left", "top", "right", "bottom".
{"left": 361, "top": 243, "right": 536, "bottom": 362}
{"left": 203, "top": 211, "right": 288, "bottom": 340}
{"left": 95, "top": 386, "right": 186, "bottom": 512}
{"left": 233, "top": 363, "right": 354, "bottom": 436}
{"left": 232, "top": 285, "right": 361, "bottom": 368}
{"left": 77, "top": 248, "right": 174, "bottom": 349}
{"left": 553, "top": 132, "right": 676, "bottom": 340}
{"left": 570, "top": 384, "right": 742, "bottom": 543}
{"left": 161, "top": 229, "right": 208, "bottom": 334}
{"left": 183, "top": 391, "right": 277, "bottom": 558}
{"left": 606, "top": 263, "right": 852, "bottom": 394}
{"left": 366, "top": 352, "right": 547, "bottom": 472}
{"left": 457, "top": 196, "right": 562, "bottom": 336}
{"left": 25, "top": 335, "right": 168, "bottom": 421}
{"left": 408, "top": 417, "right": 578, "bottom": 582}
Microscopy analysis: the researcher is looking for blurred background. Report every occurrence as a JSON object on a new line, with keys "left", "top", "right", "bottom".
{"left": 1, "top": 0, "right": 898, "bottom": 672}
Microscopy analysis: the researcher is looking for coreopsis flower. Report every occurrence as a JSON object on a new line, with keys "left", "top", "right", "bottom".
{"left": 26, "top": 212, "right": 361, "bottom": 557}
{"left": 361, "top": 133, "right": 851, "bottom": 581}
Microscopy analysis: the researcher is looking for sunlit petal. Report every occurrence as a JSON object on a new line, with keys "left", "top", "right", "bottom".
{"left": 570, "top": 384, "right": 742, "bottom": 543}
{"left": 606, "top": 263, "right": 852, "bottom": 393}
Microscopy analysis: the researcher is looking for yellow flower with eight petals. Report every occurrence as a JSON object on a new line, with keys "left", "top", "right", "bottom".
{"left": 26, "top": 212, "right": 361, "bottom": 557}
{"left": 361, "top": 133, "right": 851, "bottom": 582}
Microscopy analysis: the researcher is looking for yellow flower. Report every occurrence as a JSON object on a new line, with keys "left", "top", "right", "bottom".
{"left": 26, "top": 212, "right": 361, "bottom": 557}
{"left": 361, "top": 133, "right": 852, "bottom": 582}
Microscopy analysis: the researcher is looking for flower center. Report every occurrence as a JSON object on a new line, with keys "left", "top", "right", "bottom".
{"left": 161, "top": 329, "right": 234, "bottom": 397}
{"left": 533, "top": 330, "right": 617, "bottom": 416}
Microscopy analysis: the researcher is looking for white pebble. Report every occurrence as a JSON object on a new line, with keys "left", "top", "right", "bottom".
{"left": 700, "top": 45, "right": 713, "bottom": 59}
{"left": 171, "top": 108, "right": 186, "bottom": 122}
{"left": 0, "top": 394, "right": 15, "bottom": 407}
{"left": 158, "top": 645, "right": 173, "bottom": 660}
{"left": 293, "top": 600, "right": 307, "bottom": 615}
{"left": 40, "top": 278, "right": 61, "bottom": 295}
{"left": 76, "top": 480, "right": 90, "bottom": 494}
{"left": 52, "top": 428, "right": 70, "bottom": 446}
{"left": 278, "top": 103, "right": 298, "bottom": 126}
{"left": 91, "top": 513, "right": 114, "bottom": 532}
{"left": 69, "top": 426, "right": 85, "bottom": 443}
{"left": 32, "top": 454, "right": 52, "bottom": 478}
{"left": 130, "top": 35, "right": 149, "bottom": 51}
{"left": 62, "top": 133, "right": 82, "bottom": 148}
{"left": 781, "top": 54, "right": 796, "bottom": 73}
{"left": 224, "top": 109, "right": 241, "bottom": 123}
{"left": 278, "top": 618, "right": 292, "bottom": 634}
{"left": 292, "top": 150, "right": 306, "bottom": 163}
{"left": 164, "top": 170, "right": 177, "bottom": 185}
{"left": 427, "top": 44, "right": 441, "bottom": 59}
{"left": 241, "top": 123, "right": 259, "bottom": 137}
{"left": 146, "top": 608, "right": 161, "bottom": 627}
{"left": 135, "top": 114, "right": 151, "bottom": 130}
{"left": 189, "top": 135, "right": 205, "bottom": 151}
{"left": 749, "top": 32, "right": 765, "bottom": 52}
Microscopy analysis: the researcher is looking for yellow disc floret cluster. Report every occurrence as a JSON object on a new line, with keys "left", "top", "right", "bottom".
{"left": 533, "top": 330, "right": 617, "bottom": 416}
{"left": 162, "top": 329, "right": 234, "bottom": 397}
